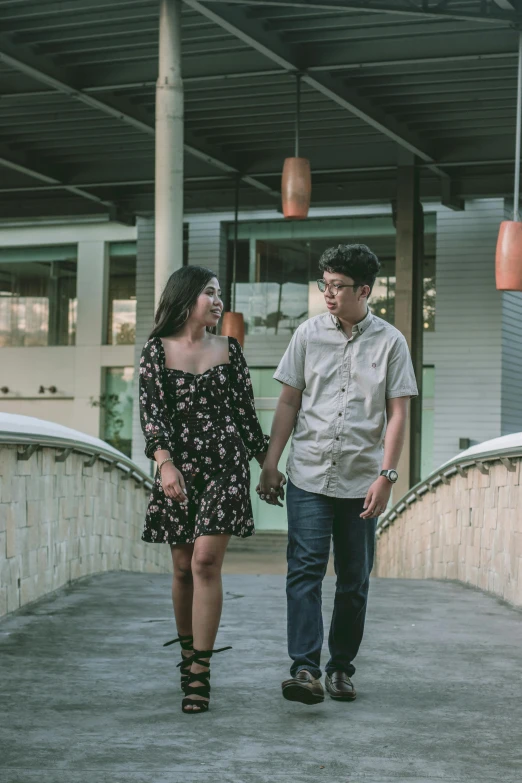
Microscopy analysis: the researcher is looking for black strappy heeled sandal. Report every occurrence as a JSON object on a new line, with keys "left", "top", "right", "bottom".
{"left": 163, "top": 634, "right": 194, "bottom": 692}
{"left": 179, "top": 646, "right": 231, "bottom": 714}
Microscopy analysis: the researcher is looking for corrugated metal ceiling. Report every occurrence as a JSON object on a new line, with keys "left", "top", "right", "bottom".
{"left": 0, "top": 0, "right": 518, "bottom": 220}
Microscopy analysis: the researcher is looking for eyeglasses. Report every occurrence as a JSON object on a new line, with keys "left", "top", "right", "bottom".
{"left": 317, "top": 279, "right": 359, "bottom": 296}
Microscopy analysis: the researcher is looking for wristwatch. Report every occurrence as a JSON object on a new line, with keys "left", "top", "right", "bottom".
{"left": 380, "top": 469, "right": 398, "bottom": 484}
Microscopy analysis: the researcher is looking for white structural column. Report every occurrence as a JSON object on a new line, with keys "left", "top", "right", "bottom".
{"left": 76, "top": 240, "right": 108, "bottom": 346}
{"left": 73, "top": 240, "right": 108, "bottom": 436}
{"left": 155, "top": 0, "right": 184, "bottom": 306}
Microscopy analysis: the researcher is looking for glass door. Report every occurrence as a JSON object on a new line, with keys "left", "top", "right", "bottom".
{"left": 250, "top": 369, "right": 290, "bottom": 531}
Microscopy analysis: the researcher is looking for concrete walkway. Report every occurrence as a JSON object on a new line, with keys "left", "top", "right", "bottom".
{"left": 1, "top": 569, "right": 522, "bottom": 783}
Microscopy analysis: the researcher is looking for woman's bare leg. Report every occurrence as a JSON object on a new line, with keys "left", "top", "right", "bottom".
{"left": 185, "top": 534, "right": 231, "bottom": 710}
{"left": 170, "top": 543, "right": 194, "bottom": 635}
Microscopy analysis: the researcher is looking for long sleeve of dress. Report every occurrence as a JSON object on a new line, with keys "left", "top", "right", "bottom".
{"left": 228, "top": 337, "right": 269, "bottom": 461}
{"left": 139, "top": 338, "right": 175, "bottom": 460}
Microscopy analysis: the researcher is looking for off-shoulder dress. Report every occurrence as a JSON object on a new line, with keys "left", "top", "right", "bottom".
{"left": 139, "top": 336, "right": 268, "bottom": 545}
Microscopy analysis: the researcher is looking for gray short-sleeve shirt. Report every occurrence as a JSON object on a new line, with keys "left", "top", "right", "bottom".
{"left": 273, "top": 310, "right": 418, "bottom": 498}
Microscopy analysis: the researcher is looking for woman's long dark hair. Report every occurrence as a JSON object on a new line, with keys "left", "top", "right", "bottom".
{"left": 149, "top": 265, "right": 217, "bottom": 339}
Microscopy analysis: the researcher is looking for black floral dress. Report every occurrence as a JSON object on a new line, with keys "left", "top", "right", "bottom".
{"left": 139, "top": 336, "right": 269, "bottom": 545}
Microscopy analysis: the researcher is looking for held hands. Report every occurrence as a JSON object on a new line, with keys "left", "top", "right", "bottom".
{"left": 160, "top": 462, "right": 188, "bottom": 505}
{"left": 361, "top": 476, "right": 392, "bottom": 519}
{"left": 256, "top": 465, "right": 287, "bottom": 507}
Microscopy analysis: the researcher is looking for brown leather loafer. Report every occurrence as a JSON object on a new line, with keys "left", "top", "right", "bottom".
{"left": 325, "top": 671, "right": 357, "bottom": 701}
{"left": 281, "top": 669, "right": 325, "bottom": 705}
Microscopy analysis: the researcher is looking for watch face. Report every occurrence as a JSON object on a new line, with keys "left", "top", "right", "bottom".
{"left": 389, "top": 470, "right": 398, "bottom": 482}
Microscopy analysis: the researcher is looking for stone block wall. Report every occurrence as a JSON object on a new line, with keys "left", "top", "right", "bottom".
{"left": 0, "top": 445, "right": 171, "bottom": 618}
{"left": 375, "top": 458, "right": 522, "bottom": 607}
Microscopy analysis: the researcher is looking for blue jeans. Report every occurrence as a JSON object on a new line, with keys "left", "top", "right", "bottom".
{"left": 286, "top": 479, "right": 377, "bottom": 679}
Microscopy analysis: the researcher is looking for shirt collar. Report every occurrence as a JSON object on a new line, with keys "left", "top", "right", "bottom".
{"left": 329, "top": 308, "right": 373, "bottom": 335}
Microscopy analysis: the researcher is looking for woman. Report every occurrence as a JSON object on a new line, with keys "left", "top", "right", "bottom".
{"left": 139, "top": 265, "right": 268, "bottom": 714}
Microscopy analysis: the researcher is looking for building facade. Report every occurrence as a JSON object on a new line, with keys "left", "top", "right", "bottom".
{"left": 1, "top": 199, "right": 521, "bottom": 529}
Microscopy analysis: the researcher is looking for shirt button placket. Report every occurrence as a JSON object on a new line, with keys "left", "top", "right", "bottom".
{"left": 335, "top": 348, "right": 350, "bottom": 488}
{"left": 331, "top": 349, "right": 349, "bottom": 493}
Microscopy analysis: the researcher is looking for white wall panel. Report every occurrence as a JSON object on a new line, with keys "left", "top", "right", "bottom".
{"left": 501, "top": 294, "right": 522, "bottom": 436}
{"left": 431, "top": 200, "right": 505, "bottom": 469}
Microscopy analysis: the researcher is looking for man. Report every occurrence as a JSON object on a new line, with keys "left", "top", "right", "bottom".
{"left": 258, "top": 243, "right": 418, "bottom": 705}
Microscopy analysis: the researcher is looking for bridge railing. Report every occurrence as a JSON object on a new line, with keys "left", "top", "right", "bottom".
{"left": 379, "top": 434, "right": 522, "bottom": 533}
{"left": 376, "top": 433, "right": 522, "bottom": 607}
{"left": 0, "top": 414, "right": 170, "bottom": 618}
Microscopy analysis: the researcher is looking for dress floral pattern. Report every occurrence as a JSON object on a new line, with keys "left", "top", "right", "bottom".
{"left": 139, "top": 336, "right": 269, "bottom": 545}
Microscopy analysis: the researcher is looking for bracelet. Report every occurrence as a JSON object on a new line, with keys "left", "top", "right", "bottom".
{"left": 158, "top": 457, "right": 174, "bottom": 473}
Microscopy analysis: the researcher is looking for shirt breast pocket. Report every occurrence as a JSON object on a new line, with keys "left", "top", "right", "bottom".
{"left": 304, "top": 339, "right": 342, "bottom": 385}
{"left": 353, "top": 364, "right": 386, "bottom": 414}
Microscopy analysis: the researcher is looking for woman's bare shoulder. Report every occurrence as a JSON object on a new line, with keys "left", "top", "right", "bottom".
{"left": 211, "top": 334, "right": 230, "bottom": 347}
{"left": 203, "top": 333, "right": 229, "bottom": 351}
{"left": 209, "top": 333, "right": 231, "bottom": 362}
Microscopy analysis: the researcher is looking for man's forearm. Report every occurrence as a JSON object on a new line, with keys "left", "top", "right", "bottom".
{"left": 382, "top": 411, "right": 407, "bottom": 470}
{"left": 264, "top": 399, "right": 299, "bottom": 468}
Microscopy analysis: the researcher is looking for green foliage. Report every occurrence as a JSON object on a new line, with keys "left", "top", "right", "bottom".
{"left": 90, "top": 393, "right": 125, "bottom": 450}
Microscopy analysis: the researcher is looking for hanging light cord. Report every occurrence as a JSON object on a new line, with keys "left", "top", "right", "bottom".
{"left": 515, "top": 32, "right": 522, "bottom": 222}
{"left": 295, "top": 73, "right": 301, "bottom": 159}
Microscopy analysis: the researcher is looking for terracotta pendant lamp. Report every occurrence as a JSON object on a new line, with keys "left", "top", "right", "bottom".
{"left": 282, "top": 74, "right": 311, "bottom": 219}
{"left": 221, "top": 176, "right": 245, "bottom": 346}
{"left": 221, "top": 310, "right": 245, "bottom": 346}
{"left": 496, "top": 33, "right": 522, "bottom": 291}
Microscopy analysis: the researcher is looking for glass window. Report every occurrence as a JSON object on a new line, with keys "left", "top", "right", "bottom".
{"left": 97, "top": 367, "right": 134, "bottom": 457}
{"left": 107, "top": 227, "right": 189, "bottom": 345}
{"left": 107, "top": 243, "right": 137, "bottom": 345}
{"left": 0, "top": 245, "right": 77, "bottom": 347}
{"left": 371, "top": 247, "right": 436, "bottom": 332}
{"left": 249, "top": 367, "right": 289, "bottom": 532}
{"left": 249, "top": 367, "right": 286, "bottom": 398}
{"left": 227, "top": 216, "right": 436, "bottom": 335}
{"left": 229, "top": 237, "right": 319, "bottom": 337}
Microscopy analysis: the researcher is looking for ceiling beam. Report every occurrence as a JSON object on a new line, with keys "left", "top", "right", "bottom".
{"left": 0, "top": 140, "right": 133, "bottom": 223}
{"left": 194, "top": 0, "right": 519, "bottom": 24}
{"left": 492, "top": 0, "right": 518, "bottom": 10}
{"left": 0, "top": 0, "right": 516, "bottom": 26}
{"left": 0, "top": 51, "right": 516, "bottom": 100}
{"left": 0, "top": 34, "right": 279, "bottom": 200}
{"left": 1, "top": 171, "right": 511, "bottom": 220}
{"left": 184, "top": 0, "right": 448, "bottom": 179}
{"left": 0, "top": 156, "right": 514, "bottom": 194}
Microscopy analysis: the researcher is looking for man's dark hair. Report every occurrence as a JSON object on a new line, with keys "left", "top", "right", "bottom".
{"left": 318, "top": 243, "right": 380, "bottom": 293}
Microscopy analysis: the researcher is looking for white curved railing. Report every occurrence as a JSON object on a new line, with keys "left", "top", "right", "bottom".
{"left": 375, "top": 432, "right": 522, "bottom": 607}
{"left": 378, "top": 432, "right": 522, "bottom": 535}
{"left": 0, "top": 412, "right": 153, "bottom": 487}
{"left": 0, "top": 413, "right": 169, "bottom": 618}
